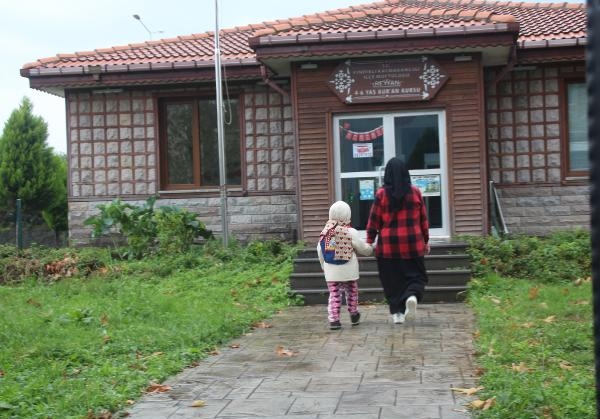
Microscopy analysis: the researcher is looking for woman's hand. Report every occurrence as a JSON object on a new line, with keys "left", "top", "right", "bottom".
{"left": 425, "top": 243, "right": 431, "bottom": 255}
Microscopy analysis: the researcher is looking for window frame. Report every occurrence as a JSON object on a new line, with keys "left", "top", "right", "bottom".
{"left": 157, "top": 93, "right": 242, "bottom": 191}
{"left": 560, "top": 77, "right": 588, "bottom": 179}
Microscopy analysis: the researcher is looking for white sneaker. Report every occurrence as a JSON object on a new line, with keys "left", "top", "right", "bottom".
{"left": 405, "top": 296, "right": 417, "bottom": 320}
{"left": 392, "top": 313, "right": 405, "bottom": 324}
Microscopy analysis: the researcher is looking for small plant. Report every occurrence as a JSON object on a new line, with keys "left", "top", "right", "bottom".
{"left": 84, "top": 196, "right": 212, "bottom": 258}
{"left": 154, "top": 206, "right": 212, "bottom": 254}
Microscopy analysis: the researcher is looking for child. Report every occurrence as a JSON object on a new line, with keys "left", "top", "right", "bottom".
{"left": 317, "top": 201, "right": 373, "bottom": 330}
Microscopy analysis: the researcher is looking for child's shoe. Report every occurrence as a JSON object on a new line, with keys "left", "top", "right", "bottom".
{"left": 405, "top": 296, "right": 417, "bottom": 320}
{"left": 350, "top": 312, "right": 361, "bottom": 326}
{"left": 392, "top": 313, "right": 405, "bottom": 324}
{"left": 329, "top": 320, "right": 342, "bottom": 330}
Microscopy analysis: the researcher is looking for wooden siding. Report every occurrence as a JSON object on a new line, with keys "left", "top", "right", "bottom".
{"left": 292, "top": 55, "right": 488, "bottom": 244}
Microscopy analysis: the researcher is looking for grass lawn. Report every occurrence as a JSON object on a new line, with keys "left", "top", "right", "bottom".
{"left": 0, "top": 242, "right": 301, "bottom": 419}
{"left": 468, "top": 274, "right": 595, "bottom": 419}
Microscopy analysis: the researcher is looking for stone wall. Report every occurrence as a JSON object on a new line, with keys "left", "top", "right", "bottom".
{"left": 496, "top": 185, "right": 590, "bottom": 235}
{"left": 69, "top": 195, "right": 297, "bottom": 246}
{"left": 485, "top": 63, "right": 590, "bottom": 234}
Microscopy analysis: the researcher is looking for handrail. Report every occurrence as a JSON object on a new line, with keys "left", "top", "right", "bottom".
{"left": 489, "top": 181, "right": 509, "bottom": 236}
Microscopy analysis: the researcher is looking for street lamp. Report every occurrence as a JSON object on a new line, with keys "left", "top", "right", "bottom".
{"left": 132, "top": 14, "right": 163, "bottom": 39}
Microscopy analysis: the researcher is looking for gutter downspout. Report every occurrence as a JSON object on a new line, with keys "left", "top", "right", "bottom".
{"left": 260, "top": 65, "right": 290, "bottom": 99}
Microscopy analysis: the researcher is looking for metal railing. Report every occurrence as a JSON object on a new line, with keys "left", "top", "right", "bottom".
{"left": 489, "top": 181, "right": 508, "bottom": 237}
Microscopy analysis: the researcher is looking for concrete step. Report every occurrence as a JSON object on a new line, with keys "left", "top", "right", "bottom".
{"left": 294, "top": 254, "right": 471, "bottom": 273}
{"left": 290, "top": 241, "right": 471, "bottom": 304}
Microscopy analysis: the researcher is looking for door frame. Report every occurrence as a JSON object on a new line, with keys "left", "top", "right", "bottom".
{"left": 333, "top": 109, "right": 450, "bottom": 238}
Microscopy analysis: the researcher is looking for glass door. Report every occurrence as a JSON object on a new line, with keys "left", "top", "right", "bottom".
{"left": 333, "top": 111, "right": 448, "bottom": 237}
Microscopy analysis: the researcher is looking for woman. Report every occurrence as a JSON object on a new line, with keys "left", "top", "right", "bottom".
{"left": 366, "top": 157, "right": 430, "bottom": 324}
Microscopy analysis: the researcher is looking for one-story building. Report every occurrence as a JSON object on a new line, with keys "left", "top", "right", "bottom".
{"left": 21, "top": 0, "right": 588, "bottom": 245}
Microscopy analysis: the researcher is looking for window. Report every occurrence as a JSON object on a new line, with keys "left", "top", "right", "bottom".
{"left": 565, "top": 81, "right": 588, "bottom": 175}
{"left": 159, "top": 96, "right": 241, "bottom": 190}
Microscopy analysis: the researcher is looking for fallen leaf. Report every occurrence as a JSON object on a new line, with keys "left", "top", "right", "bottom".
{"left": 126, "top": 400, "right": 135, "bottom": 405}
{"left": 229, "top": 343, "right": 240, "bottom": 349}
{"left": 145, "top": 382, "right": 171, "bottom": 393}
{"left": 482, "top": 398, "right": 496, "bottom": 410}
{"left": 474, "top": 367, "right": 485, "bottom": 376}
{"left": 559, "top": 360, "right": 573, "bottom": 370}
{"left": 539, "top": 302, "right": 549, "bottom": 309}
{"left": 573, "top": 300, "right": 590, "bottom": 306}
{"left": 276, "top": 345, "right": 298, "bottom": 357}
{"left": 490, "top": 297, "right": 501, "bottom": 305}
{"left": 191, "top": 400, "right": 206, "bottom": 408}
{"left": 208, "top": 349, "right": 220, "bottom": 356}
{"left": 512, "top": 362, "right": 531, "bottom": 373}
{"left": 98, "top": 411, "right": 112, "bottom": 419}
{"left": 562, "top": 288, "right": 569, "bottom": 296}
{"left": 542, "top": 405, "right": 553, "bottom": 418}
{"left": 253, "top": 321, "right": 273, "bottom": 329}
{"left": 26, "top": 298, "right": 41, "bottom": 307}
{"left": 100, "top": 314, "right": 109, "bottom": 326}
{"left": 543, "top": 315, "right": 556, "bottom": 324}
{"left": 472, "top": 330, "right": 480, "bottom": 339}
{"left": 452, "top": 386, "right": 484, "bottom": 396}
{"left": 467, "top": 399, "right": 484, "bottom": 409}
{"left": 529, "top": 287, "right": 539, "bottom": 300}
{"left": 521, "top": 322, "right": 535, "bottom": 328}
{"left": 0, "top": 370, "right": 4, "bottom": 377}
{"left": 468, "top": 397, "right": 496, "bottom": 410}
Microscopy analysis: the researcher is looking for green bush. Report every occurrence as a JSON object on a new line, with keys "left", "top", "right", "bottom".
{"left": 464, "top": 229, "right": 591, "bottom": 283}
{"left": 84, "top": 196, "right": 213, "bottom": 259}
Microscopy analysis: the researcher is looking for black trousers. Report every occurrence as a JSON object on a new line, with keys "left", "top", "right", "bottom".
{"left": 376, "top": 257, "right": 428, "bottom": 315}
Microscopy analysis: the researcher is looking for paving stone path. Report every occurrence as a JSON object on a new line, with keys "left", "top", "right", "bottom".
{"left": 125, "top": 303, "right": 478, "bottom": 419}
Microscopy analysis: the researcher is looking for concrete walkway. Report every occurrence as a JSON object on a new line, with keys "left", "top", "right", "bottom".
{"left": 125, "top": 304, "right": 479, "bottom": 419}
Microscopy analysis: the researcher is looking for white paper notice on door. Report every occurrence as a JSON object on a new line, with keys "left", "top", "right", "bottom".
{"left": 411, "top": 174, "right": 441, "bottom": 197}
{"left": 353, "top": 143, "right": 373, "bottom": 158}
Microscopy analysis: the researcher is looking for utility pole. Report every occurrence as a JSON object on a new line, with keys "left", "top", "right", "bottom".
{"left": 214, "top": 0, "right": 229, "bottom": 246}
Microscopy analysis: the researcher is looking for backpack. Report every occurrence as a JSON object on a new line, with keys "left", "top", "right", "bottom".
{"left": 319, "top": 228, "right": 349, "bottom": 265}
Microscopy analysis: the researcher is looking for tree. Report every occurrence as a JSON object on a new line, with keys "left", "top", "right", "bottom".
{"left": 41, "top": 154, "right": 68, "bottom": 244}
{"left": 0, "top": 97, "right": 62, "bottom": 224}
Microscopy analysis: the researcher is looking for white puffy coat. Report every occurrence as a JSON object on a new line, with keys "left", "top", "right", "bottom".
{"left": 317, "top": 226, "right": 373, "bottom": 282}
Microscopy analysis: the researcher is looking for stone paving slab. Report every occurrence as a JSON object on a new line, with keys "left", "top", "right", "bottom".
{"left": 124, "top": 304, "right": 478, "bottom": 419}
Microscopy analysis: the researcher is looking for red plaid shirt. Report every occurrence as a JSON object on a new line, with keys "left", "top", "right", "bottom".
{"left": 366, "top": 185, "right": 429, "bottom": 259}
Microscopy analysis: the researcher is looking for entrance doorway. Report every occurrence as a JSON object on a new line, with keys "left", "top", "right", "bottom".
{"left": 333, "top": 110, "right": 449, "bottom": 237}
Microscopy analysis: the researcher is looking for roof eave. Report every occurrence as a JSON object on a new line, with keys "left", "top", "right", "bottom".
{"left": 22, "top": 62, "right": 265, "bottom": 97}
{"left": 21, "top": 57, "right": 260, "bottom": 78}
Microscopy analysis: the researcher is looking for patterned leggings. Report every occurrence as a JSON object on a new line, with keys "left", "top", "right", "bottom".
{"left": 327, "top": 280, "right": 359, "bottom": 322}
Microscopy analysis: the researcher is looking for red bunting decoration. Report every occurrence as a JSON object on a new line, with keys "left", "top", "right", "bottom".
{"left": 339, "top": 124, "right": 384, "bottom": 142}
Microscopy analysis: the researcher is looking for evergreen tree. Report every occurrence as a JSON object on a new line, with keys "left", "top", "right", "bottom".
{"left": 42, "top": 154, "right": 68, "bottom": 243}
{"left": 0, "top": 97, "right": 59, "bottom": 220}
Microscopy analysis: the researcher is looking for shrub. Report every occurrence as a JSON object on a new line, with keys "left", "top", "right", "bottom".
{"left": 0, "top": 245, "right": 110, "bottom": 284}
{"left": 84, "top": 196, "right": 213, "bottom": 259}
{"left": 464, "top": 229, "right": 591, "bottom": 283}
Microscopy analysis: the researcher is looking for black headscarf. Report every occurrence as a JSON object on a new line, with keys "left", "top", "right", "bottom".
{"left": 383, "top": 157, "right": 411, "bottom": 211}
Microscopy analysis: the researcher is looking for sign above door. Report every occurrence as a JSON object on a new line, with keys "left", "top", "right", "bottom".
{"left": 328, "top": 56, "right": 449, "bottom": 104}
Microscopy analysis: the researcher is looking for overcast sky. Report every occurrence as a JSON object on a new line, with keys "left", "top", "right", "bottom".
{"left": 0, "top": 0, "right": 356, "bottom": 154}
{"left": 1, "top": 0, "right": 586, "bottom": 155}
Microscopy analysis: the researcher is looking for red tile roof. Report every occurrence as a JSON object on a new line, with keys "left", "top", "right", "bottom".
{"left": 22, "top": 0, "right": 586, "bottom": 76}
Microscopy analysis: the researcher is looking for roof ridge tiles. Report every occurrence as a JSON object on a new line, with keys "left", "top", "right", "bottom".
{"left": 21, "top": 0, "right": 587, "bottom": 71}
